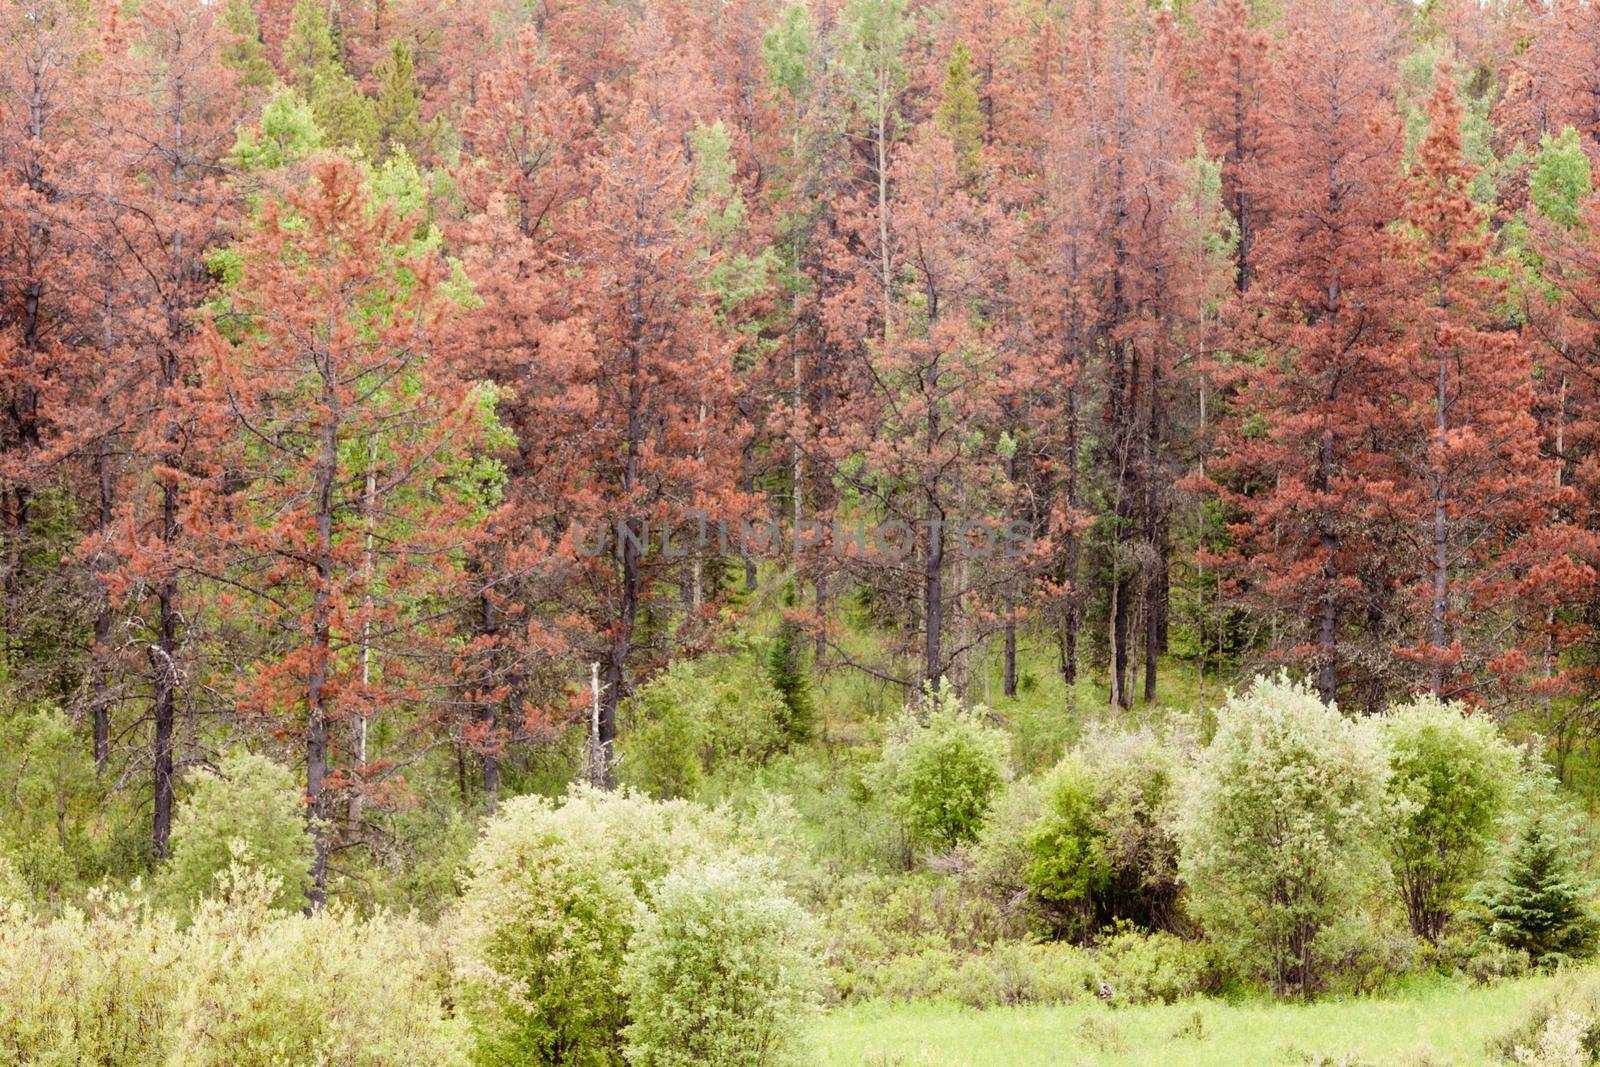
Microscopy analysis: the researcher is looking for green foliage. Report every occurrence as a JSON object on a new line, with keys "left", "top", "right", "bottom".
{"left": 220, "top": 0, "right": 274, "bottom": 94}
{"left": 158, "top": 751, "right": 315, "bottom": 922}
{"left": 451, "top": 789, "right": 739, "bottom": 1064}
{"left": 621, "top": 858, "right": 819, "bottom": 1066}
{"left": 1177, "top": 675, "right": 1390, "bottom": 998}
{"left": 936, "top": 43, "right": 983, "bottom": 182}
{"left": 618, "top": 655, "right": 790, "bottom": 800}
{"left": 767, "top": 588, "right": 818, "bottom": 744}
{"left": 170, "top": 863, "right": 463, "bottom": 1064}
{"left": 762, "top": 3, "right": 815, "bottom": 102}
{"left": 691, "top": 122, "right": 749, "bottom": 243}
{"left": 1024, "top": 726, "right": 1184, "bottom": 937}
{"left": 371, "top": 38, "right": 448, "bottom": 162}
{"left": 877, "top": 682, "right": 1009, "bottom": 851}
{"left": 968, "top": 776, "right": 1046, "bottom": 925}
{"left": 452, "top": 795, "right": 654, "bottom": 1064}
{"left": 282, "top": 0, "right": 376, "bottom": 153}
{"left": 0, "top": 706, "right": 134, "bottom": 902}
{"left": 230, "top": 90, "right": 325, "bottom": 174}
{"left": 836, "top": 0, "right": 911, "bottom": 129}
{"left": 1530, "top": 127, "right": 1592, "bottom": 229}
{"left": 0, "top": 892, "right": 178, "bottom": 1065}
{"left": 1024, "top": 755, "right": 1105, "bottom": 928}
{"left": 0, "top": 865, "right": 462, "bottom": 1065}
{"left": 1473, "top": 801, "right": 1599, "bottom": 968}
{"left": 1175, "top": 134, "right": 1240, "bottom": 310}
{"left": 1381, "top": 697, "right": 1520, "bottom": 941}
{"left": 1095, "top": 924, "right": 1212, "bottom": 1005}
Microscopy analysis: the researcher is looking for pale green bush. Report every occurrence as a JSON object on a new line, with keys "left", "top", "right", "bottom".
{"left": 0, "top": 861, "right": 462, "bottom": 1066}
{"left": 451, "top": 787, "right": 741, "bottom": 1065}
{"left": 1496, "top": 970, "right": 1600, "bottom": 1064}
{"left": 967, "top": 776, "right": 1047, "bottom": 930}
{"left": 622, "top": 858, "right": 818, "bottom": 1066}
{"left": 169, "top": 861, "right": 463, "bottom": 1065}
{"left": 452, "top": 795, "right": 647, "bottom": 1065}
{"left": 1381, "top": 697, "right": 1520, "bottom": 941}
{"left": 158, "top": 750, "right": 315, "bottom": 922}
{"left": 0, "top": 891, "right": 178, "bottom": 1066}
{"left": 619, "top": 656, "right": 790, "bottom": 799}
{"left": 877, "top": 682, "right": 1009, "bottom": 851}
{"left": 1095, "top": 924, "right": 1211, "bottom": 1004}
{"left": 1177, "top": 675, "right": 1390, "bottom": 998}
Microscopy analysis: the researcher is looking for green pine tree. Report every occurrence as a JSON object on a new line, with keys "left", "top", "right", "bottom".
{"left": 282, "top": 0, "right": 376, "bottom": 154}
{"left": 766, "top": 583, "right": 816, "bottom": 744}
{"left": 220, "top": 0, "right": 274, "bottom": 97}
{"left": 371, "top": 38, "right": 447, "bottom": 162}
{"left": 937, "top": 42, "right": 983, "bottom": 185}
{"left": 1475, "top": 807, "right": 1599, "bottom": 967}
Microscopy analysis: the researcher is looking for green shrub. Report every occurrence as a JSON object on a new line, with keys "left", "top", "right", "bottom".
{"left": 767, "top": 586, "right": 818, "bottom": 744}
{"left": 169, "top": 862, "right": 463, "bottom": 1065}
{"left": 1025, "top": 755, "right": 1105, "bottom": 933}
{"left": 0, "top": 706, "right": 139, "bottom": 902}
{"left": 1022, "top": 726, "right": 1184, "bottom": 938}
{"left": 158, "top": 751, "right": 315, "bottom": 922}
{"left": 1177, "top": 675, "right": 1390, "bottom": 998}
{"left": 1381, "top": 696, "right": 1519, "bottom": 941}
{"left": 621, "top": 858, "right": 818, "bottom": 1066}
{"left": 619, "top": 657, "right": 790, "bottom": 799}
{"left": 0, "top": 862, "right": 462, "bottom": 1066}
{"left": 967, "top": 776, "right": 1046, "bottom": 928}
{"left": 1459, "top": 941, "right": 1532, "bottom": 985}
{"left": 1495, "top": 970, "right": 1600, "bottom": 1064}
{"left": 0, "top": 891, "right": 178, "bottom": 1065}
{"left": 1312, "top": 911, "right": 1420, "bottom": 996}
{"left": 452, "top": 788, "right": 748, "bottom": 1064}
{"left": 759, "top": 750, "right": 910, "bottom": 874}
{"left": 453, "top": 791, "right": 688, "bottom": 1064}
{"left": 877, "top": 681, "right": 1009, "bottom": 851}
{"left": 1096, "top": 924, "right": 1211, "bottom": 1004}
{"left": 1473, "top": 800, "right": 1599, "bottom": 968}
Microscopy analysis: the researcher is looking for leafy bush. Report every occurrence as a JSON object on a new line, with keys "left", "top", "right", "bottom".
{"left": 1496, "top": 969, "right": 1600, "bottom": 1065}
{"left": 1381, "top": 697, "right": 1519, "bottom": 941}
{"left": 1177, "top": 675, "right": 1390, "bottom": 998}
{"left": 169, "top": 862, "right": 463, "bottom": 1065}
{"left": 1473, "top": 801, "right": 1598, "bottom": 968}
{"left": 967, "top": 776, "right": 1046, "bottom": 927}
{"left": 759, "top": 750, "right": 910, "bottom": 874}
{"left": 1095, "top": 924, "right": 1211, "bottom": 1004}
{"left": 1025, "top": 726, "right": 1183, "bottom": 938}
{"left": 0, "top": 891, "right": 178, "bottom": 1065}
{"left": 452, "top": 790, "right": 704, "bottom": 1064}
{"left": 1312, "top": 911, "right": 1420, "bottom": 996}
{"left": 158, "top": 751, "right": 315, "bottom": 922}
{"left": 0, "top": 861, "right": 463, "bottom": 1066}
{"left": 452, "top": 787, "right": 781, "bottom": 1064}
{"left": 619, "top": 656, "right": 790, "bottom": 799}
{"left": 877, "top": 682, "right": 1009, "bottom": 851}
{"left": 621, "top": 858, "right": 818, "bottom": 1066}
{"left": 0, "top": 706, "right": 139, "bottom": 902}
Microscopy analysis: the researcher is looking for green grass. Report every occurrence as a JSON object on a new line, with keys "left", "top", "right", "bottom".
{"left": 812, "top": 974, "right": 1564, "bottom": 1065}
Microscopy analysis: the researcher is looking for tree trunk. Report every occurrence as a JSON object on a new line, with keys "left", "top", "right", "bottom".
{"left": 305, "top": 397, "right": 339, "bottom": 909}
{"left": 479, "top": 590, "right": 500, "bottom": 807}
{"left": 1003, "top": 607, "right": 1017, "bottom": 697}
{"left": 1430, "top": 355, "right": 1449, "bottom": 697}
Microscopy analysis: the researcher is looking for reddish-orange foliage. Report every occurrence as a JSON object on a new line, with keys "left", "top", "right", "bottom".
{"left": 191, "top": 156, "right": 483, "bottom": 900}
